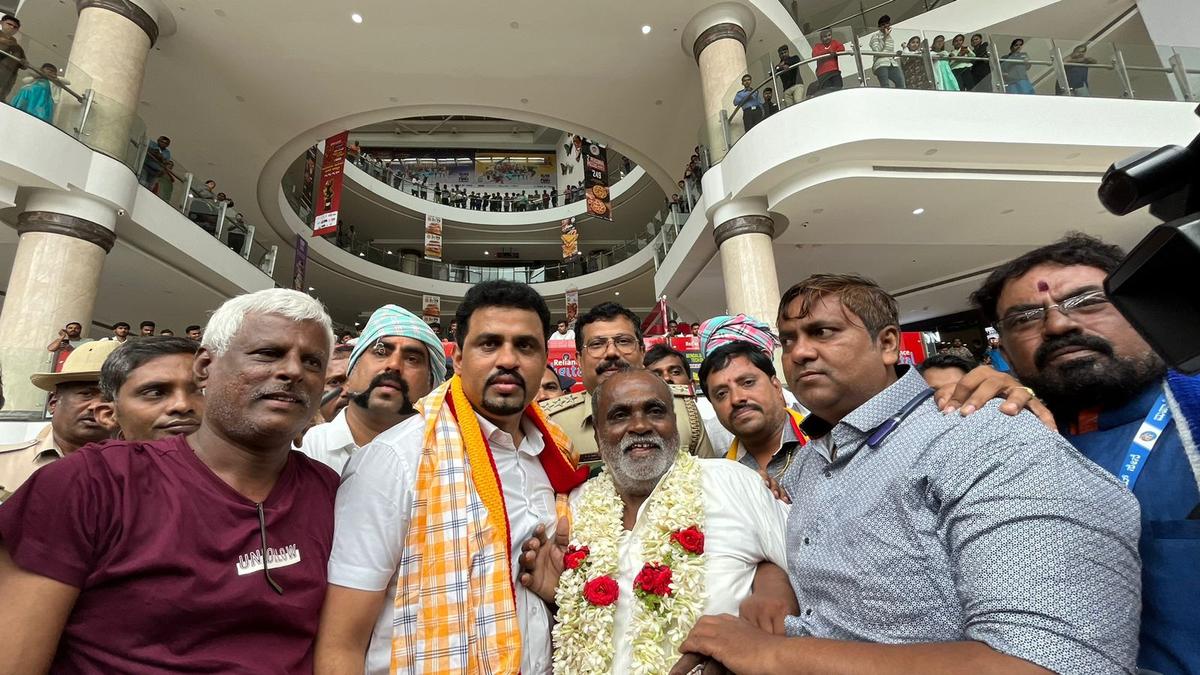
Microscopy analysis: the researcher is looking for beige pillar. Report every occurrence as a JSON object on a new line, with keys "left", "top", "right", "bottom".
{"left": 58, "top": 1, "right": 158, "bottom": 162}
{"left": 714, "top": 214, "right": 781, "bottom": 330}
{"left": 0, "top": 190, "right": 116, "bottom": 412}
{"left": 685, "top": 4, "right": 756, "bottom": 162}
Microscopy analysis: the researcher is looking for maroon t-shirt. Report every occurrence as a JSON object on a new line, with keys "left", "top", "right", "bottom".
{"left": 0, "top": 435, "right": 339, "bottom": 673}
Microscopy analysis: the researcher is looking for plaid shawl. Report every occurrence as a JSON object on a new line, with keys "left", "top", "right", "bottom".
{"left": 391, "top": 376, "right": 586, "bottom": 673}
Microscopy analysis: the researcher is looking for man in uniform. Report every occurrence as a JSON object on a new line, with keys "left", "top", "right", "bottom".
{"left": 0, "top": 341, "right": 119, "bottom": 500}
{"left": 540, "top": 302, "right": 712, "bottom": 466}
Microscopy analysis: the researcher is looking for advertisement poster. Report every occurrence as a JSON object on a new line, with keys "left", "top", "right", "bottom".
{"left": 423, "top": 214, "right": 443, "bottom": 261}
{"left": 671, "top": 336, "right": 704, "bottom": 384}
{"left": 899, "top": 331, "right": 927, "bottom": 365}
{"left": 581, "top": 140, "right": 612, "bottom": 221}
{"left": 300, "top": 145, "right": 318, "bottom": 219}
{"left": 421, "top": 295, "right": 441, "bottom": 326}
{"left": 548, "top": 344, "right": 582, "bottom": 385}
{"left": 561, "top": 217, "right": 578, "bottom": 259}
{"left": 292, "top": 235, "right": 308, "bottom": 291}
{"left": 564, "top": 287, "right": 580, "bottom": 327}
{"left": 313, "top": 131, "right": 348, "bottom": 237}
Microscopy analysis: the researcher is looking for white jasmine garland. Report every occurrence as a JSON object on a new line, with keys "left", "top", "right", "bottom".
{"left": 552, "top": 451, "right": 706, "bottom": 674}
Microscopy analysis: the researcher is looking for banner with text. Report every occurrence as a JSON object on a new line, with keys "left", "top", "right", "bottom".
{"left": 300, "top": 145, "right": 318, "bottom": 220}
{"left": 422, "top": 295, "right": 441, "bottom": 326}
{"left": 561, "top": 217, "right": 578, "bottom": 259}
{"left": 582, "top": 140, "right": 611, "bottom": 221}
{"left": 292, "top": 235, "right": 308, "bottom": 291}
{"left": 313, "top": 131, "right": 348, "bottom": 237}
{"left": 564, "top": 287, "right": 579, "bottom": 327}
{"left": 424, "top": 214, "right": 443, "bottom": 261}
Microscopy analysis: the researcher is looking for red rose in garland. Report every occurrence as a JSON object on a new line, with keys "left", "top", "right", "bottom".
{"left": 564, "top": 545, "right": 589, "bottom": 570}
{"left": 583, "top": 575, "right": 619, "bottom": 606}
{"left": 634, "top": 563, "right": 674, "bottom": 597}
{"left": 671, "top": 526, "right": 705, "bottom": 555}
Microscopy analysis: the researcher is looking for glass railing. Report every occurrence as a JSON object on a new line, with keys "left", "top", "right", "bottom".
{"left": 282, "top": 167, "right": 669, "bottom": 285}
{"left": 346, "top": 148, "right": 637, "bottom": 213}
{"left": 2, "top": 34, "right": 147, "bottom": 172}
{"left": 0, "top": 346, "right": 54, "bottom": 417}
{"left": 701, "top": 27, "right": 1200, "bottom": 162}
{"left": 168, "top": 185, "right": 277, "bottom": 277}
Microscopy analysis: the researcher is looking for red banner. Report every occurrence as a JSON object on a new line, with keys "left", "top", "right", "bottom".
{"left": 548, "top": 343, "right": 582, "bottom": 385}
{"left": 641, "top": 297, "right": 670, "bottom": 337}
{"left": 899, "top": 331, "right": 927, "bottom": 365}
{"left": 313, "top": 131, "right": 348, "bottom": 237}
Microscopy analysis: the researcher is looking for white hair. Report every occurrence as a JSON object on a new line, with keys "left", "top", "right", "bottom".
{"left": 202, "top": 288, "right": 334, "bottom": 355}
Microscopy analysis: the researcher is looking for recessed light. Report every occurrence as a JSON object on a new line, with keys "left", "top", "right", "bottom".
{"left": 615, "top": 291, "right": 621, "bottom": 296}
{"left": 308, "top": 287, "right": 315, "bottom": 291}
{"left": 483, "top": 251, "right": 490, "bottom": 255}
{"left": 641, "top": 25, "right": 652, "bottom": 34}
{"left": 520, "top": 98, "right": 529, "bottom": 104}
{"left": 912, "top": 208, "right": 925, "bottom": 215}
{"left": 386, "top": 250, "right": 393, "bottom": 254}
{"left": 351, "top": 12, "right": 363, "bottom": 23}
{"left": 359, "top": 252, "right": 365, "bottom": 257}
{"left": 510, "top": 21, "right": 519, "bottom": 29}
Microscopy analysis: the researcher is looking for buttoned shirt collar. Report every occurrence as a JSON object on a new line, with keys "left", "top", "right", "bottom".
{"left": 732, "top": 411, "right": 799, "bottom": 463}
{"left": 29, "top": 425, "right": 63, "bottom": 463}
{"left": 475, "top": 411, "right": 545, "bottom": 458}
{"left": 799, "top": 366, "right": 924, "bottom": 462}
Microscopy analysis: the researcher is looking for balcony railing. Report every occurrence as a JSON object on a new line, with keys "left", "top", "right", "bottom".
{"left": 346, "top": 148, "right": 636, "bottom": 213}
{"left": 702, "top": 26, "right": 1200, "bottom": 162}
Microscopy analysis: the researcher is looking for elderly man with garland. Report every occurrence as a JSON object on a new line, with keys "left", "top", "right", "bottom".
{"left": 519, "top": 366, "right": 789, "bottom": 674}
{"left": 315, "top": 280, "right": 589, "bottom": 674}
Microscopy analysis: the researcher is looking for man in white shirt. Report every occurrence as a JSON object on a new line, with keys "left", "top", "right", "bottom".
{"left": 549, "top": 319, "right": 575, "bottom": 343}
{"left": 298, "top": 305, "right": 445, "bottom": 473}
{"left": 315, "top": 281, "right": 589, "bottom": 674}
{"left": 519, "top": 367, "right": 789, "bottom": 673}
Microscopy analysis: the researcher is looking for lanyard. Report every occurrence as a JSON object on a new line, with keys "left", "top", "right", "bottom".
{"left": 866, "top": 387, "right": 936, "bottom": 448}
{"left": 1118, "top": 393, "right": 1171, "bottom": 491}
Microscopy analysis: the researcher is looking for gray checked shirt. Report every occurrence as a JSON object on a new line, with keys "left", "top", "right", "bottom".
{"left": 781, "top": 367, "right": 1142, "bottom": 674}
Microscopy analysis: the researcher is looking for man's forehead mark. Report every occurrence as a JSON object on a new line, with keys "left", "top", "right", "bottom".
{"left": 1036, "top": 280, "right": 1050, "bottom": 292}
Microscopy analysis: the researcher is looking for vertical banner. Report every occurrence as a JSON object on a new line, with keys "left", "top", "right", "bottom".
{"left": 671, "top": 336, "right": 704, "bottom": 385}
{"left": 640, "top": 297, "right": 670, "bottom": 336}
{"left": 313, "top": 131, "right": 349, "bottom": 237}
{"left": 899, "top": 332, "right": 928, "bottom": 365}
{"left": 421, "top": 295, "right": 441, "bottom": 325}
{"left": 564, "top": 287, "right": 580, "bottom": 327}
{"left": 561, "top": 217, "right": 578, "bottom": 259}
{"left": 424, "top": 214, "right": 443, "bottom": 261}
{"left": 582, "top": 140, "right": 611, "bottom": 221}
{"left": 300, "top": 145, "right": 318, "bottom": 218}
{"left": 292, "top": 235, "right": 309, "bottom": 291}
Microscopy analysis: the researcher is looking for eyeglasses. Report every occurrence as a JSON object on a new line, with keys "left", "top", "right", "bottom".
{"left": 1000, "top": 289, "right": 1111, "bottom": 335}
{"left": 584, "top": 334, "right": 640, "bottom": 357}
{"left": 256, "top": 502, "right": 284, "bottom": 596}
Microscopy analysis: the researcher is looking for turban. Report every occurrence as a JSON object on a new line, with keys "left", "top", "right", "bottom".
{"left": 348, "top": 305, "right": 447, "bottom": 385}
{"left": 698, "top": 314, "right": 779, "bottom": 359}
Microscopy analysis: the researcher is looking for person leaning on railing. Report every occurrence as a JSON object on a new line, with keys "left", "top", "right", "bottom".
{"left": 869, "top": 15, "right": 905, "bottom": 89}
{"left": 0, "top": 14, "right": 25, "bottom": 102}
{"left": 10, "top": 62, "right": 57, "bottom": 122}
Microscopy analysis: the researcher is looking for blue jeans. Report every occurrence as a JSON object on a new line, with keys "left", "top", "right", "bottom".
{"left": 1006, "top": 79, "right": 1035, "bottom": 94}
{"left": 874, "top": 65, "right": 905, "bottom": 88}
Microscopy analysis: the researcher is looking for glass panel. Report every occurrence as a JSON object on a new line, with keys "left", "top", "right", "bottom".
{"left": 1055, "top": 40, "right": 1122, "bottom": 100}
{"left": 1172, "top": 46, "right": 1200, "bottom": 102}
{"left": 1116, "top": 42, "right": 1182, "bottom": 102}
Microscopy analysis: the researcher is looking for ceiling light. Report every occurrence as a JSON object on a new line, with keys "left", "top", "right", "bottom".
{"left": 483, "top": 251, "right": 490, "bottom": 255}
{"left": 351, "top": 12, "right": 363, "bottom": 23}
{"left": 911, "top": 208, "right": 925, "bottom": 215}
{"left": 359, "top": 252, "right": 365, "bottom": 257}
{"left": 308, "top": 286, "right": 314, "bottom": 291}
{"left": 386, "top": 250, "right": 394, "bottom": 254}
{"left": 615, "top": 291, "right": 621, "bottom": 295}
{"left": 641, "top": 25, "right": 652, "bottom": 34}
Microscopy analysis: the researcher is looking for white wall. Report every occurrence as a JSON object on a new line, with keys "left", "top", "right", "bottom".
{"left": 1136, "top": 0, "right": 1200, "bottom": 48}
{"left": 556, "top": 131, "right": 583, "bottom": 194}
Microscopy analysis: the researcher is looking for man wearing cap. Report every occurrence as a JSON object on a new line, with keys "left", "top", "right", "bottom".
{"left": 540, "top": 302, "right": 713, "bottom": 468}
{"left": 0, "top": 340, "right": 120, "bottom": 500}
{"left": 698, "top": 315, "right": 809, "bottom": 479}
{"left": 298, "top": 304, "right": 446, "bottom": 473}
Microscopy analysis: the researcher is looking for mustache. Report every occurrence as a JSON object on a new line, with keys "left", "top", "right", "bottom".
{"left": 732, "top": 402, "right": 763, "bottom": 416}
{"left": 485, "top": 368, "right": 526, "bottom": 390}
{"left": 1034, "top": 333, "right": 1115, "bottom": 370}
{"left": 595, "top": 357, "right": 626, "bottom": 376}
{"left": 618, "top": 432, "right": 671, "bottom": 454}
{"left": 254, "top": 385, "right": 309, "bottom": 406}
{"left": 354, "top": 373, "right": 414, "bottom": 413}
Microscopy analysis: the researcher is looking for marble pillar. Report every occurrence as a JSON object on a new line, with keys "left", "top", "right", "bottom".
{"left": 713, "top": 213, "right": 781, "bottom": 330}
{"left": 696, "top": 27, "right": 750, "bottom": 160}
{"left": 0, "top": 190, "right": 116, "bottom": 412}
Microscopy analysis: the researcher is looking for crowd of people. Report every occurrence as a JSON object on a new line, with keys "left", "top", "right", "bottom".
{"left": 0, "top": 231, "right": 1195, "bottom": 675}
{"left": 1, "top": 15, "right": 63, "bottom": 123}
{"left": 734, "top": 18, "right": 1101, "bottom": 133}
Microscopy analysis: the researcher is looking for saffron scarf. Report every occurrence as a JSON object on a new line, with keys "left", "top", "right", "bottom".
{"left": 390, "top": 376, "right": 587, "bottom": 674}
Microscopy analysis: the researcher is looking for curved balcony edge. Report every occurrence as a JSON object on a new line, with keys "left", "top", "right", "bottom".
{"left": 275, "top": 185, "right": 660, "bottom": 299}
{"left": 342, "top": 159, "right": 651, "bottom": 228}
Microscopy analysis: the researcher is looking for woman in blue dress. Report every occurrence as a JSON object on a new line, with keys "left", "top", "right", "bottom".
{"left": 11, "top": 62, "right": 57, "bottom": 122}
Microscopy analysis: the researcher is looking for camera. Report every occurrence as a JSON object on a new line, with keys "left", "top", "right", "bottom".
{"left": 1098, "top": 103, "right": 1200, "bottom": 374}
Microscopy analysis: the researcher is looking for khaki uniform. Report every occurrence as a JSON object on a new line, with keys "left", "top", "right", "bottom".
{"left": 0, "top": 426, "right": 62, "bottom": 501}
{"left": 540, "top": 384, "right": 714, "bottom": 467}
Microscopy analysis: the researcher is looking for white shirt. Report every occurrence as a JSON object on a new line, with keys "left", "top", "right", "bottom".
{"left": 549, "top": 329, "right": 575, "bottom": 342}
{"left": 568, "top": 459, "right": 790, "bottom": 673}
{"left": 296, "top": 408, "right": 358, "bottom": 473}
{"left": 328, "top": 409, "right": 556, "bottom": 674}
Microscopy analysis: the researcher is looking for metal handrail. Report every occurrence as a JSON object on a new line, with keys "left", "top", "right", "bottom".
{"left": 0, "top": 48, "right": 84, "bottom": 102}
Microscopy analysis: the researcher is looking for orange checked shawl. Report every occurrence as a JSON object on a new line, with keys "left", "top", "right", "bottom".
{"left": 390, "top": 376, "right": 587, "bottom": 674}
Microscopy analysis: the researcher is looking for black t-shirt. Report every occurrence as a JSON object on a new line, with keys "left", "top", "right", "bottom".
{"left": 776, "top": 55, "right": 801, "bottom": 89}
